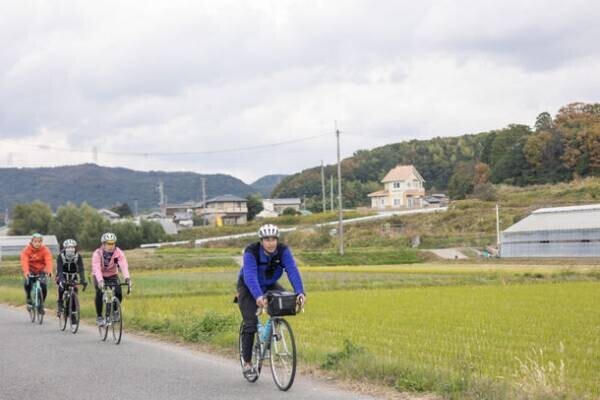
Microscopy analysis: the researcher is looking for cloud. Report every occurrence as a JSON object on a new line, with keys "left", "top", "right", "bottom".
{"left": 1, "top": 0, "right": 600, "bottom": 181}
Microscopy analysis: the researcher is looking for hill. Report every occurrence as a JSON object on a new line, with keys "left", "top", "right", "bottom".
{"left": 250, "top": 174, "right": 288, "bottom": 197}
{"left": 272, "top": 102, "right": 600, "bottom": 209}
{"left": 0, "top": 164, "right": 256, "bottom": 211}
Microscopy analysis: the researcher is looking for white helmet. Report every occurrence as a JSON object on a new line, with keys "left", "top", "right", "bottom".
{"left": 258, "top": 224, "right": 279, "bottom": 239}
{"left": 101, "top": 232, "right": 117, "bottom": 243}
{"left": 63, "top": 239, "right": 77, "bottom": 248}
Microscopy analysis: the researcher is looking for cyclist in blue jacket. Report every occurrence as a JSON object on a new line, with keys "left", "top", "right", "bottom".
{"left": 236, "top": 224, "right": 306, "bottom": 379}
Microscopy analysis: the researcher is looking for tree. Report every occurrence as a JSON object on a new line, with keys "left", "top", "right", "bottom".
{"left": 534, "top": 112, "right": 553, "bottom": 131}
{"left": 112, "top": 222, "right": 143, "bottom": 250}
{"left": 448, "top": 162, "right": 475, "bottom": 200}
{"left": 9, "top": 201, "right": 53, "bottom": 235}
{"left": 282, "top": 207, "right": 300, "bottom": 216}
{"left": 111, "top": 203, "right": 133, "bottom": 218}
{"left": 49, "top": 202, "right": 85, "bottom": 244}
{"left": 78, "top": 205, "right": 111, "bottom": 250}
{"left": 246, "top": 194, "right": 263, "bottom": 221}
{"left": 140, "top": 219, "right": 167, "bottom": 243}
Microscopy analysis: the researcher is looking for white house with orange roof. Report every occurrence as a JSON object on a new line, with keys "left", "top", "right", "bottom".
{"left": 368, "top": 165, "right": 426, "bottom": 209}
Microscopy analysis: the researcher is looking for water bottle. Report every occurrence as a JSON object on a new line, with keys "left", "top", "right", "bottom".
{"left": 261, "top": 319, "right": 271, "bottom": 342}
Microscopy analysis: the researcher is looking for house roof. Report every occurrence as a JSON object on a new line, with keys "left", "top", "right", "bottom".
{"left": 367, "top": 190, "right": 389, "bottom": 197}
{"left": 265, "top": 198, "right": 301, "bottom": 205}
{"left": 98, "top": 209, "right": 120, "bottom": 218}
{"left": 503, "top": 204, "right": 600, "bottom": 233}
{"left": 381, "top": 165, "right": 425, "bottom": 183}
{"left": 206, "top": 194, "right": 247, "bottom": 203}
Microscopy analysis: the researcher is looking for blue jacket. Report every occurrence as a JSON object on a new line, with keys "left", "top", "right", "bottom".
{"left": 240, "top": 243, "right": 305, "bottom": 300}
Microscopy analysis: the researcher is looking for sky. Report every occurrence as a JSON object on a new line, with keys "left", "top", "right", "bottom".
{"left": 1, "top": 0, "right": 599, "bottom": 183}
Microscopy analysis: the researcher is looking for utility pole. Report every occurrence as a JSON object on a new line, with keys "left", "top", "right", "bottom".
{"left": 157, "top": 181, "right": 165, "bottom": 216}
{"left": 336, "top": 123, "right": 344, "bottom": 256}
{"left": 496, "top": 203, "right": 501, "bottom": 252}
{"left": 201, "top": 177, "right": 207, "bottom": 226}
{"left": 321, "top": 160, "right": 326, "bottom": 213}
{"left": 92, "top": 146, "right": 98, "bottom": 164}
{"left": 133, "top": 199, "right": 138, "bottom": 217}
{"left": 330, "top": 175, "right": 334, "bottom": 212}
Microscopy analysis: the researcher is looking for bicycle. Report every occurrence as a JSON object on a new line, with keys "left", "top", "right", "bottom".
{"left": 57, "top": 273, "right": 84, "bottom": 334}
{"left": 27, "top": 273, "right": 46, "bottom": 325}
{"left": 238, "top": 291, "right": 304, "bottom": 391}
{"left": 98, "top": 281, "right": 130, "bottom": 345}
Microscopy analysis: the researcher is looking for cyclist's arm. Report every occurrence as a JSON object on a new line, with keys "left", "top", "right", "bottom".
{"left": 77, "top": 254, "right": 86, "bottom": 283}
{"left": 43, "top": 248, "right": 53, "bottom": 276}
{"left": 20, "top": 249, "right": 30, "bottom": 278}
{"left": 91, "top": 250, "right": 103, "bottom": 285}
{"left": 242, "top": 251, "right": 263, "bottom": 300}
{"left": 56, "top": 254, "right": 64, "bottom": 280}
{"left": 115, "top": 248, "right": 130, "bottom": 279}
{"left": 281, "top": 248, "right": 305, "bottom": 295}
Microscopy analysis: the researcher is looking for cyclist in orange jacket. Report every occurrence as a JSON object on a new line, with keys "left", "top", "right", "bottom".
{"left": 20, "top": 233, "right": 53, "bottom": 312}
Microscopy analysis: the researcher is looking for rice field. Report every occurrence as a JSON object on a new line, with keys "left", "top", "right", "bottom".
{"left": 1, "top": 253, "right": 599, "bottom": 399}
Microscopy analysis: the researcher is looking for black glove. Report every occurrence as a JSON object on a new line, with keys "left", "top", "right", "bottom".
{"left": 125, "top": 278, "right": 131, "bottom": 295}
{"left": 82, "top": 282, "right": 88, "bottom": 291}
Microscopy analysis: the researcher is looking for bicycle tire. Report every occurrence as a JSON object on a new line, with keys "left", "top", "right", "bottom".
{"left": 69, "top": 291, "right": 80, "bottom": 334}
{"left": 269, "top": 318, "right": 297, "bottom": 391}
{"left": 111, "top": 298, "right": 123, "bottom": 345}
{"left": 238, "top": 321, "right": 260, "bottom": 382}
{"left": 100, "top": 302, "right": 110, "bottom": 341}
{"left": 36, "top": 288, "right": 44, "bottom": 325}
{"left": 59, "top": 294, "right": 68, "bottom": 331}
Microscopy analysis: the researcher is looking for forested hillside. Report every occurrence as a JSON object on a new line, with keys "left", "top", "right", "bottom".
{"left": 273, "top": 103, "right": 600, "bottom": 209}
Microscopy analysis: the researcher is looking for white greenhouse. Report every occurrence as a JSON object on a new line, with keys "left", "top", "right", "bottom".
{"left": 501, "top": 204, "right": 600, "bottom": 258}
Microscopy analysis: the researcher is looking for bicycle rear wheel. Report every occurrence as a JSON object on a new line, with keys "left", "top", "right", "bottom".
{"left": 99, "top": 302, "right": 109, "bottom": 341}
{"left": 59, "top": 295, "right": 68, "bottom": 331}
{"left": 36, "top": 289, "right": 44, "bottom": 325}
{"left": 69, "top": 292, "right": 80, "bottom": 334}
{"left": 28, "top": 292, "right": 35, "bottom": 323}
{"left": 111, "top": 298, "right": 123, "bottom": 345}
{"left": 238, "top": 321, "right": 260, "bottom": 382}
{"left": 269, "top": 318, "right": 297, "bottom": 391}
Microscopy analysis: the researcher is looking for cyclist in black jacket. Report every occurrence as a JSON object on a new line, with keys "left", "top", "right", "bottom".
{"left": 56, "top": 239, "right": 87, "bottom": 317}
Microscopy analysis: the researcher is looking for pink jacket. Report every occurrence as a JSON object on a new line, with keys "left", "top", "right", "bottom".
{"left": 91, "top": 247, "right": 130, "bottom": 284}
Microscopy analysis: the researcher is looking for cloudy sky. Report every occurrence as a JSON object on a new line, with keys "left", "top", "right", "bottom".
{"left": 1, "top": 0, "right": 599, "bottom": 182}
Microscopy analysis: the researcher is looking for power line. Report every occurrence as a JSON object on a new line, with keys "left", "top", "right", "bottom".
{"left": 0, "top": 132, "right": 332, "bottom": 157}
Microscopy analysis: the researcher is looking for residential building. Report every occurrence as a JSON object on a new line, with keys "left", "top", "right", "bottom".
{"left": 262, "top": 198, "right": 302, "bottom": 215}
{"left": 367, "top": 165, "right": 426, "bottom": 209}
{"left": 195, "top": 194, "right": 248, "bottom": 225}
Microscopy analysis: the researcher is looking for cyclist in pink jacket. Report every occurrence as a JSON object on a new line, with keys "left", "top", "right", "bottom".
{"left": 91, "top": 232, "right": 131, "bottom": 326}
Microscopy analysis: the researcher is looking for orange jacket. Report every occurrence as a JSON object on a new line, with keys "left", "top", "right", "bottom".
{"left": 21, "top": 244, "right": 53, "bottom": 277}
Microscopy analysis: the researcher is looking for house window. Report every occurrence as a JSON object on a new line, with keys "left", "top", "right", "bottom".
{"left": 413, "top": 180, "right": 419, "bottom": 188}
{"left": 407, "top": 181, "right": 411, "bottom": 188}
{"left": 380, "top": 198, "right": 385, "bottom": 206}
{"left": 393, "top": 199, "right": 401, "bottom": 206}
{"left": 393, "top": 181, "right": 401, "bottom": 189}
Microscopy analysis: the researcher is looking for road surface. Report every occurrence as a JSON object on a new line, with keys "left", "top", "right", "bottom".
{"left": 0, "top": 305, "right": 377, "bottom": 400}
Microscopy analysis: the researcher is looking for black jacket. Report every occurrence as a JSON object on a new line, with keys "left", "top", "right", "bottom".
{"left": 56, "top": 252, "right": 86, "bottom": 283}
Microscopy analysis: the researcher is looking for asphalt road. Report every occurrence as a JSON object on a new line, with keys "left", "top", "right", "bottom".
{"left": 0, "top": 305, "right": 376, "bottom": 400}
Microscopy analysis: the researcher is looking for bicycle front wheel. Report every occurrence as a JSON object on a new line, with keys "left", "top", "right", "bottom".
{"left": 69, "top": 292, "right": 80, "bottom": 334}
{"left": 238, "top": 321, "right": 260, "bottom": 382}
{"left": 36, "top": 289, "right": 44, "bottom": 325}
{"left": 99, "top": 302, "right": 109, "bottom": 341}
{"left": 269, "top": 318, "right": 297, "bottom": 391}
{"left": 111, "top": 298, "right": 123, "bottom": 345}
{"left": 59, "top": 296, "right": 68, "bottom": 331}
